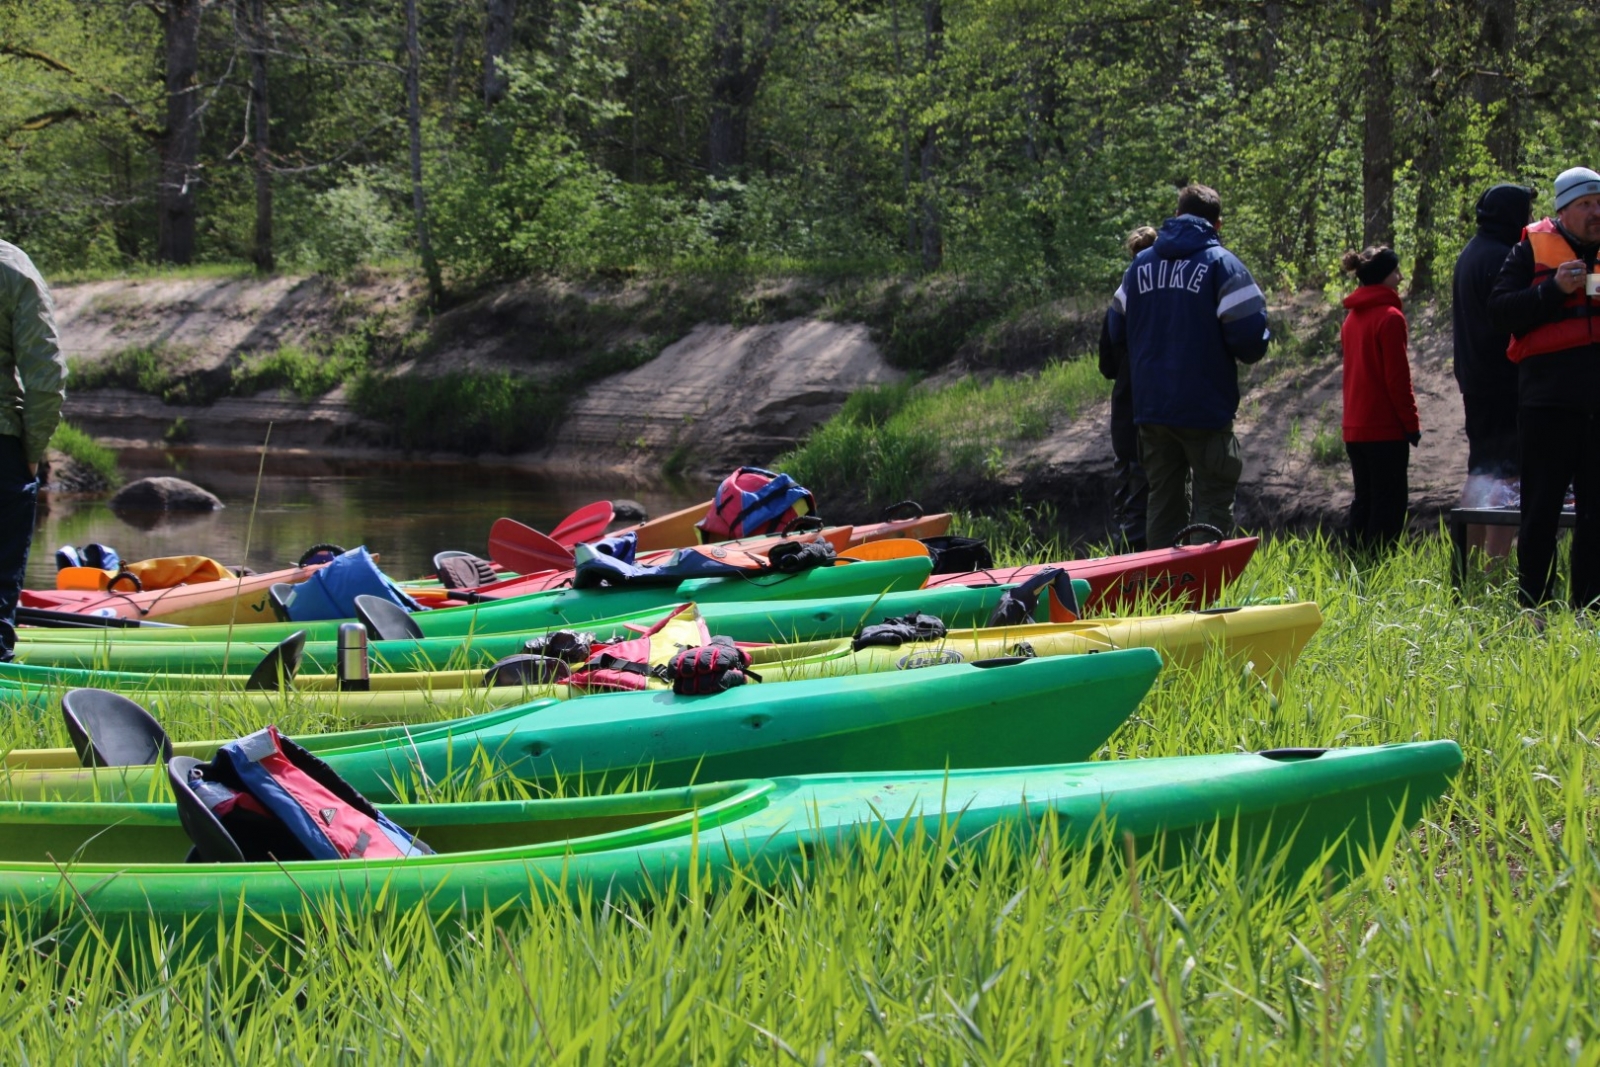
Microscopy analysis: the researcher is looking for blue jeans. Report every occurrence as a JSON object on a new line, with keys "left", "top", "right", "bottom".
{"left": 0, "top": 435, "right": 38, "bottom": 659}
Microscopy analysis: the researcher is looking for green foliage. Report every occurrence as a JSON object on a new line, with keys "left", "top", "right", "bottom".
{"left": 283, "top": 171, "right": 409, "bottom": 278}
{"left": 779, "top": 357, "right": 1110, "bottom": 503}
{"left": 65, "top": 345, "right": 222, "bottom": 404}
{"left": 47, "top": 422, "right": 121, "bottom": 486}
{"left": 349, "top": 369, "right": 565, "bottom": 454}
{"left": 233, "top": 336, "right": 369, "bottom": 400}
{"left": 6, "top": 0, "right": 1578, "bottom": 309}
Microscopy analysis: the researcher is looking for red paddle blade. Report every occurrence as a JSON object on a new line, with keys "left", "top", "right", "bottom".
{"left": 488, "top": 517, "right": 575, "bottom": 574}
{"left": 549, "top": 500, "right": 615, "bottom": 548}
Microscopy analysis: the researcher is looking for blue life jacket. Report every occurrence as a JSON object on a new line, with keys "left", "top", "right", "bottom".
{"left": 207, "top": 726, "right": 430, "bottom": 860}
{"left": 284, "top": 546, "right": 422, "bottom": 622}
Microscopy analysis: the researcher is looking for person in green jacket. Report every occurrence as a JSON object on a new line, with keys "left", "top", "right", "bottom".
{"left": 0, "top": 241, "right": 68, "bottom": 660}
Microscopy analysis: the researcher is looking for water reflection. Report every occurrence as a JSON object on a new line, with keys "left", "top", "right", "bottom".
{"left": 30, "top": 447, "right": 713, "bottom": 589}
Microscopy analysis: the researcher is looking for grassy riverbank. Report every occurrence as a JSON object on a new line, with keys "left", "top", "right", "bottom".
{"left": 2, "top": 532, "right": 1591, "bottom": 1060}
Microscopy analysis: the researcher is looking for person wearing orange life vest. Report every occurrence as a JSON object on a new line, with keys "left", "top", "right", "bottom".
{"left": 1488, "top": 167, "right": 1600, "bottom": 610}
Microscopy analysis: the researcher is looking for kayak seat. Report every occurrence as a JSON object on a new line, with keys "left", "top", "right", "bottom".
{"left": 267, "top": 582, "right": 295, "bottom": 623}
{"left": 168, "top": 756, "right": 246, "bottom": 863}
{"left": 355, "top": 594, "right": 424, "bottom": 641}
{"left": 435, "top": 553, "right": 498, "bottom": 590}
{"left": 245, "top": 630, "right": 308, "bottom": 691}
{"left": 61, "top": 688, "right": 173, "bottom": 768}
{"left": 484, "top": 654, "right": 572, "bottom": 687}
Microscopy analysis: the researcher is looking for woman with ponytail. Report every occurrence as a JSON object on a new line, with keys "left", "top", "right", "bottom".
{"left": 1339, "top": 245, "right": 1420, "bottom": 553}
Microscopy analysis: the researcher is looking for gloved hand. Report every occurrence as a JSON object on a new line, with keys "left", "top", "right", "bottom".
{"left": 1405, "top": 431, "right": 1421, "bottom": 448}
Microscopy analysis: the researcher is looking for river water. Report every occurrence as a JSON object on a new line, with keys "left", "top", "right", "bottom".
{"left": 27, "top": 448, "right": 714, "bottom": 591}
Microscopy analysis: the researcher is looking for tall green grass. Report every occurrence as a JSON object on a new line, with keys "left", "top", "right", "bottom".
{"left": 47, "top": 422, "right": 122, "bottom": 486}
{"left": 778, "top": 358, "right": 1111, "bottom": 504}
{"left": 3, "top": 531, "right": 1600, "bottom": 1059}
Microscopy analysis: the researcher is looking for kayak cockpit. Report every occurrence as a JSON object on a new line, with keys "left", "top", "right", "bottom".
{"left": 0, "top": 779, "right": 774, "bottom": 867}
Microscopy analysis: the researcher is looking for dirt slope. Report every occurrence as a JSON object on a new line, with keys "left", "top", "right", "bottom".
{"left": 51, "top": 273, "right": 1475, "bottom": 536}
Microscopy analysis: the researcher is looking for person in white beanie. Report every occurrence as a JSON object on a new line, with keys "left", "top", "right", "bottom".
{"left": 1489, "top": 167, "right": 1600, "bottom": 610}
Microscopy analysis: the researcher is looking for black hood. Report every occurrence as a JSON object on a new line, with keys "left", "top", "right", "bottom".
{"left": 1475, "top": 184, "right": 1534, "bottom": 245}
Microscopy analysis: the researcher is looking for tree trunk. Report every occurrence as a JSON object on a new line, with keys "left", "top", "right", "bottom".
{"left": 1360, "top": 0, "right": 1394, "bottom": 248}
{"left": 248, "top": 0, "right": 273, "bottom": 272}
{"left": 707, "top": 0, "right": 778, "bottom": 179}
{"left": 891, "top": 0, "right": 915, "bottom": 253}
{"left": 918, "top": 0, "right": 942, "bottom": 272}
{"left": 484, "top": 0, "right": 515, "bottom": 106}
{"left": 1475, "top": 0, "right": 1518, "bottom": 169}
{"left": 158, "top": 0, "right": 203, "bottom": 264}
{"left": 406, "top": 0, "right": 442, "bottom": 299}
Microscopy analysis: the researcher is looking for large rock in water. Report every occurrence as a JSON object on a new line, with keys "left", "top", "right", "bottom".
{"left": 110, "top": 477, "right": 223, "bottom": 512}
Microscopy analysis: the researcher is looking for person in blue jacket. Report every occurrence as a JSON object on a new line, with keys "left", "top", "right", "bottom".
{"left": 1106, "top": 184, "right": 1271, "bottom": 550}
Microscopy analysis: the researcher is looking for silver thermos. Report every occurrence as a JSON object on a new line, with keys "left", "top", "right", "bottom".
{"left": 337, "top": 622, "right": 370, "bottom": 691}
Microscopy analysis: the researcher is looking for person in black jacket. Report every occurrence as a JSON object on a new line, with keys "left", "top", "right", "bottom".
{"left": 1488, "top": 167, "right": 1600, "bottom": 610}
{"left": 1453, "top": 184, "right": 1533, "bottom": 565}
{"left": 1098, "top": 225, "right": 1157, "bottom": 552}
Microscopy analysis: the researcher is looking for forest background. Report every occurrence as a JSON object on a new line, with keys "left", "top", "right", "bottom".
{"left": 1, "top": 0, "right": 1595, "bottom": 387}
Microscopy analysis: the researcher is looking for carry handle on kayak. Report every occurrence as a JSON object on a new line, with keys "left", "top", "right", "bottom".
{"left": 881, "top": 500, "right": 925, "bottom": 521}
{"left": 1172, "top": 523, "right": 1225, "bottom": 547}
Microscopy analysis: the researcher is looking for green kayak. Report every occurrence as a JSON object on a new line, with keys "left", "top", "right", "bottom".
{"left": 0, "top": 601, "right": 1320, "bottom": 726}
{"left": 0, "top": 648, "right": 1163, "bottom": 802}
{"left": 16, "top": 554, "right": 932, "bottom": 648}
{"left": 0, "top": 741, "right": 1462, "bottom": 941}
{"left": 7, "top": 578, "right": 1071, "bottom": 676}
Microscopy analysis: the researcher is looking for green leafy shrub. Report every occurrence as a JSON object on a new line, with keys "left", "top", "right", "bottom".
{"left": 286, "top": 171, "right": 408, "bottom": 278}
{"left": 779, "top": 359, "right": 1109, "bottom": 504}
{"left": 350, "top": 370, "right": 566, "bottom": 453}
{"left": 233, "top": 341, "right": 367, "bottom": 400}
{"left": 48, "top": 421, "right": 121, "bottom": 486}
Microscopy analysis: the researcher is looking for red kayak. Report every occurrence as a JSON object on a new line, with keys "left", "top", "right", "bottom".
{"left": 425, "top": 513, "right": 954, "bottom": 603}
{"left": 926, "top": 537, "right": 1259, "bottom": 611}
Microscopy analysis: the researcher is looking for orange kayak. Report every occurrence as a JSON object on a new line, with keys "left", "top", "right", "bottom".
{"left": 20, "top": 564, "right": 321, "bottom": 626}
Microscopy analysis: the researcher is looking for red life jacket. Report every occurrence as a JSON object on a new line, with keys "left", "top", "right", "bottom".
{"left": 210, "top": 727, "right": 429, "bottom": 860}
{"left": 570, "top": 604, "right": 714, "bottom": 691}
{"left": 697, "top": 467, "right": 816, "bottom": 541}
{"left": 1507, "top": 218, "right": 1600, "bottom": 363}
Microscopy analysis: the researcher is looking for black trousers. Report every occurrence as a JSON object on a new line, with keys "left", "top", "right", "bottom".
{"left": 1518, "top": 406, "right": 1600, "bottom": 609}
{"left": 1345, "top": 440, "right": 1409, "bottom": 553}
{"left": 0, "top": 435, "right": 38, "bottom": 659}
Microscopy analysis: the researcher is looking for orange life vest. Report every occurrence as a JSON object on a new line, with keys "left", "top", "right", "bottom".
{"left": 1506, "top": 218, "right": 1600, "bottom": 363}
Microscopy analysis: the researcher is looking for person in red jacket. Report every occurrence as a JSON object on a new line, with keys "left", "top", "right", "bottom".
{"left": 1339, "top": 245, "right": 1420, "bottom": 553}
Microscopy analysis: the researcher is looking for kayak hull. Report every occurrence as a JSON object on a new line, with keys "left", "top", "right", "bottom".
{"left": 0, "top": 741, "right": 1461, "bottom": 940}
{"left": 19, "top": 565, "right": 320, "bottom": 625}
{"left": 0, "top": 602, "right": 1321, "bottom": 724}
{"left": 927, "top": 537, "right": 1259, "bottom": 610}
{"left": 0, "top": 649, "right": 1164, "bottom": 802}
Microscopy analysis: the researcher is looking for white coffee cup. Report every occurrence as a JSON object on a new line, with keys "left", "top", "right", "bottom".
{"left": 1588, "top": 273, "right": 1600, "bottom": 297}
